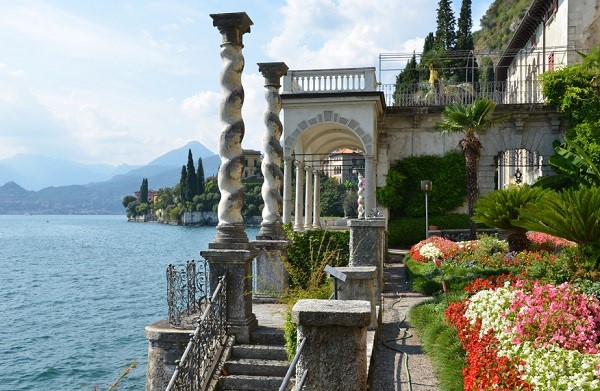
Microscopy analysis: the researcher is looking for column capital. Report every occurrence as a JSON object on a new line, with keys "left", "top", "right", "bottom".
{"left": 258, "top": 62, "right": 289, "bottom": 88}
{"left": 210, "top": 12, "right": 253, "bottom": 47}
{"left": 294, "top": 160, "right": 304, "bottom": 168}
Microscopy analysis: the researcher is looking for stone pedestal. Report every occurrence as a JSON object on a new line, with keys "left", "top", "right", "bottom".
{"left": 347, "top": 218, "right": 386, "bottom": 304}
{"left": 144, "top": 319, "right": 194, "bottom": 391}
{"left": 201, "top": 244, "right": 258, "bottom": 343}
{"left": 292, "top": 299, "right": 371, "bottom": 391}
{"left": 251, "top": 239, "right": 290, "bottom": 302}
{"left": 335, "top": 266, "right": 378, "bottom": 329}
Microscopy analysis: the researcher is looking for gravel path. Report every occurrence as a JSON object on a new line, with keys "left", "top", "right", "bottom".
{"left": 370, "top": 261, "right": 440, "bottom": 391}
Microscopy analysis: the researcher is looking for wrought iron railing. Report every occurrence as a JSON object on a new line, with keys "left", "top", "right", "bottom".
{"left": 279, "top": 337, "right": 307, "bottom": 391}
{"left": 165, "top": 275, "right": 228, "bottom": 391}
{"left": 380, "top": 80, "right": 544, "bottom": 107}
{"left": 167, "top": 260, "right": 208, "bottom": 327}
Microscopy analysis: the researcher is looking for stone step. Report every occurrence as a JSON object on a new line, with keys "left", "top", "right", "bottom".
{"left": 232, "top": 344, "right": 288, "bottom": 361}
{"left": 219, "top": 374, "right": 290, "bottom": 391}
{"left": 225, "top": 358, "right": 288, "bottom": 377}
{"left": 250, "top": 326, "right": 285, "bottom": 346}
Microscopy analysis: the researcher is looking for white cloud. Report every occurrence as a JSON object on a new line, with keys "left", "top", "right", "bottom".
{"left": 180, "top": 73, "right": 266, "bottom": 155}
{"left": 266, "top": 0, "right": 437, "bottom": 72}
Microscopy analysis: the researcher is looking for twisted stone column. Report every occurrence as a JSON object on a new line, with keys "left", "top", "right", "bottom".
{"left": 357, "top": 169, "right": 365, "bottom": 219}
{"left": 210, "top": 12, "right": 253, "bottom": 245}
{"left": 257, "top": 62, "right": 288, "bottom": 240}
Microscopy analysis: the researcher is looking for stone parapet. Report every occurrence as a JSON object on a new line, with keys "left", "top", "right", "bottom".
{"left": 292, "top": 299, "right": 371, "bottom": 391}
{"left": 347, "top": 218, "right": 386, "bottom": 304}
{"left": 251, "top": 239, "right": 290, "bottom": 302}
{"left": 334, "top": 266, "right": 378, "bottom": 329}
{"left": 144, "top": 319, "right": 194, "bottom": 391}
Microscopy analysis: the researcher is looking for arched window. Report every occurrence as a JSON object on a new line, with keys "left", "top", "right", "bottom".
{"left": 496, "top": 148, "right": 543, "bottom": 189}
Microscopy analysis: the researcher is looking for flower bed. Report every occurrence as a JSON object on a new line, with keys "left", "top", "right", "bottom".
{"left": 446, "top": 278, "right": 600, "bottom": 390}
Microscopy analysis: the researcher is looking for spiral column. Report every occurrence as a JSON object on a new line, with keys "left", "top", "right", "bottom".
{"left": 201, "top": 12, "right": 257, "bottom": 344}
{"left": 256, "top": 62, "right": 288, "bottom": 240}
{"left": 211, "top": 12, "right": 252, "bottom": 245}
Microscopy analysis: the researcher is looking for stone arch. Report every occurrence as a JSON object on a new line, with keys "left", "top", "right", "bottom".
{"left": 283, "top": 109, "right": 373, "bottom": 159}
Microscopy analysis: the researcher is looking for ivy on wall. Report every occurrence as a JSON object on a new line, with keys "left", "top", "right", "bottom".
{"left": 377, "top": 150, "right": 467, "bottom": 218}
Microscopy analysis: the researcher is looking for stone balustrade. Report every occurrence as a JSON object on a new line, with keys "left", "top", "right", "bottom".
{"left": 283, "top": 67, "right": 377, "bottom": 94}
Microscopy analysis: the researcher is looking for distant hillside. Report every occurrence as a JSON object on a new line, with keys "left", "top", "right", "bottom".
{"left": 473, "top": 0, "right": 531, "bottom": 53}
{"left": 0, "top": 154, "right": 140, "bottom": 191}
{"left": 0, "top": 142, "right": 221, "bottom": 214}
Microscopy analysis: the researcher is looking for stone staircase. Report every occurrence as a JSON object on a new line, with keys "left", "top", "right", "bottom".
{"left": 219, "top": 325, "right": 292, "bottom": 391}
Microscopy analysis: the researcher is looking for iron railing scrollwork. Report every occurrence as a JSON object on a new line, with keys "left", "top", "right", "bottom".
{"left": 167, "top": 260, "right": 208, "bottom": 327}
{"left": 165, "top": 275, "right": 228, "bottom": 391}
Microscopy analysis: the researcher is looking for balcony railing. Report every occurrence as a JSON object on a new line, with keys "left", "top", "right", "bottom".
{"left": 380, "top": 80, "right": 545, "bottom": 107}
{"left": 283, "top": 67, "right": 377, "bottom": 94}
{"left": 165, "top": 275, "right": 228, "bottom": 391}
{"left": 167, "top": 260, "right": 208, "bottom": 327}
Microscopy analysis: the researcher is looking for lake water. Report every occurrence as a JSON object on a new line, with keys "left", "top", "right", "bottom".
{"left": 0, "top": 215, "right": 258, "bottom": 391}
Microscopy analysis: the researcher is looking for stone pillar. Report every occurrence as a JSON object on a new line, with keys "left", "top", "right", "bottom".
{"left": 304, "top": 165, "right": 313, "bottom": 230}
{"left": 294, "top": 160, "right": 305, "bottom": 231}
{"left": 292, "top": 299, "right": 371, "bottom": 391}
{"left": 364, "top": 156, "right": 375, "bottom": 216}
{"left": 210, "top": 12, "right": 253, "bottom": 245}
{"left": 256, "top": 61, "right": 288, "bottom": 241}
{"left": 335, "top": 266, "right": 378, "bottom": 329}
{"left": 200, "top": 248, "right": 258, "bottom": 343}
{"left": 145, "top": 321, "right": 193, "bottom": 391}
{"left": 348, "top": 218, "right": 386, "bottom": 304}
{"left": 252, "top": 62, "right": 290, "bottom": 302}
{"left": 202, "top": 12, "right": 257, "bottom": 344}
{"left": 312, "top": 169, "right": 321, "bottom": 228}
{"left": 252, "top": 240, "right": 289, "bottom": 302}
{"left": 282, "top": 157, "right": 293, "bottom": 224}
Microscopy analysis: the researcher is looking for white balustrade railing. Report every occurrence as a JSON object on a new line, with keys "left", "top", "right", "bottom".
{"left": 283, "top": 67, "right": 377, "bottom": 94}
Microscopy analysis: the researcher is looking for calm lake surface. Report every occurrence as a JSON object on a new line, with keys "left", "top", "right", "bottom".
{"left": 0, "top": 215, "right": 258, "bottom": 391}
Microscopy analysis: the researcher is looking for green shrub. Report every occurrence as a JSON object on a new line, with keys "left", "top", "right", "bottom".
{"left": 283, "top": 227, "right": 349, "bottom": 289}
{"left": 377, "top": 151, "right": 467, "bottom": 218}
{"left": 473, "top": 185, "right": 546, "bottom": 251}
{"left": 281, "top": 227, "right": 349, "bottom": 359}
{"left": 517, "top": 187, "right": 600, "bottom": 269}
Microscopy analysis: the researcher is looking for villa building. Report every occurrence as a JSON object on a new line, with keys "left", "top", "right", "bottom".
{"left": 280, "top": 0, "right": 600, "bottom": 229}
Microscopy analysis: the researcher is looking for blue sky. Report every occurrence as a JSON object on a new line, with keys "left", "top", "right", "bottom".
{"left": 0, "top": 0, "right": 493, "bottom": 166}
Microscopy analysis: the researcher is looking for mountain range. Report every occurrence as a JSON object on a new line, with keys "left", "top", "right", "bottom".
{"left": 0, "top": 141, "right": 221, "bottom": 214}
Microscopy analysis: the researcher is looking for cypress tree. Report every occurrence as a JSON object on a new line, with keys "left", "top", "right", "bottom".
{"left": 179, "top": 165, "right": 187, "bottom": 204}
{"left": 423, "top": 32, "right": 435, "bottom": 55}
{"left": 185, "top": 149, "right": 198, "bottom": 201}
{"left": 434, "top": 0, "right": 456, "bottom": 51}
{"left": 393, "top": 52, "right": 419, "bottom": 105}
{"left": 196, "top": 157, "right": 205, "bottom": 195}
{"left": 455, "top": 0, "right": 477, "bottom": 83}
{"left": 140, "top": 178, "right": 148, "bottom": 203}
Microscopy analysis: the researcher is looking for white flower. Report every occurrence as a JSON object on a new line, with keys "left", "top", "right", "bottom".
{"left": 419, "top": 242, "right": 442, "bottom": 261}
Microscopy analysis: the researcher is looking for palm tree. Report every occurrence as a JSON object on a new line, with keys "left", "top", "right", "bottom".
{"left": 435, "top": 98, "right": 509, "bottom": 239}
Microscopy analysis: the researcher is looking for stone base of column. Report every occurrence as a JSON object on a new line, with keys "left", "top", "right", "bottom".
{"left": 212, "top": 223, "right": 250, "bottom": 246}
{"left": 251, "top": 239, "right": 289, "bottom": 303}
{"left": 201, "top": 246, "right": 258, "bottom": 343}
{"left": 256, "top": 221, "right": 286, "bottom": 241}
{"left": 144, "top": 319, "right": 194, "bottom": 391}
